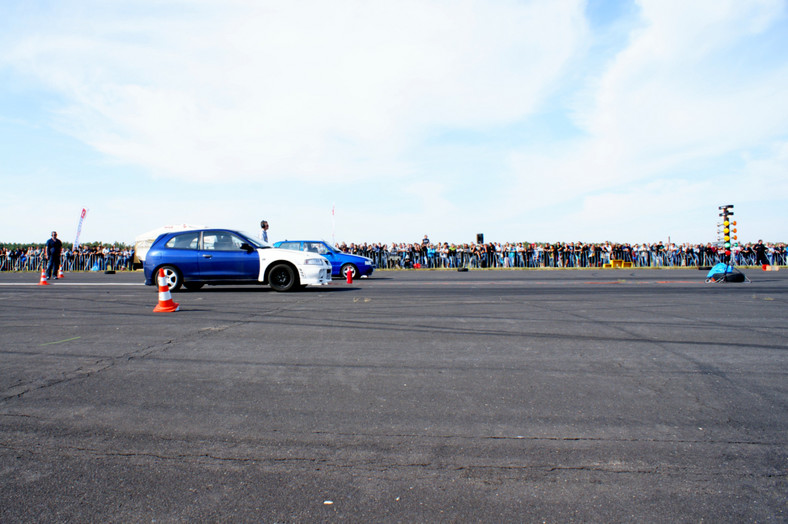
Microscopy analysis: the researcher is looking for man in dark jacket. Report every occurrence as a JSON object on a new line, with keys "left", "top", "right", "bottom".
{"left": 44, "top": 231, "right": 63, "bottom": 279}
{"left": 754, "top": 240, "right": 769, "bottom": 266}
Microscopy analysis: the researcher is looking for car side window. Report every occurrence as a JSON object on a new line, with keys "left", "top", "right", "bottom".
{"left": 165, "top": 232, "right": 200, "bottom": 250}
{"left": 204, "top": 232, "right": 245, "bottom": 251}
{"left": 279, "top": 242, "right": 301, "bottom": 251}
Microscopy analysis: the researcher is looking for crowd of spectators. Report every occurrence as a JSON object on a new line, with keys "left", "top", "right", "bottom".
{"left": 0, "top": 245, "right": 134, "bottom": 272}
{"left": 1, "top": 239, "right": 785, "bottom": 272}
{"left": 335, "top": 240, "right": 788, "bottom": 270}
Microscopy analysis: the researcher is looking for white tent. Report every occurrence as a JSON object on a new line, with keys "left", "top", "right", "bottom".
{"left": 133, "top": 224, "right": 205, "bottom": 263}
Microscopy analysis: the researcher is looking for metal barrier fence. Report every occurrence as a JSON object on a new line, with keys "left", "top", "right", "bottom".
{"left": 345, "top": 247, "right": 787, "bottom": 270}
{"left": 0, "top": 253, "right": 134, "bottom": 272}
{"left": 2, "top": 248, "right": 784, "bottom": 272}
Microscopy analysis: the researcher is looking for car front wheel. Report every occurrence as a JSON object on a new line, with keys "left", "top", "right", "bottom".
{"left": 268, "top": 263, "right": 298, "bottom": 292}
{"left": 341, "top": 264, "right": 358, "bottom": 280}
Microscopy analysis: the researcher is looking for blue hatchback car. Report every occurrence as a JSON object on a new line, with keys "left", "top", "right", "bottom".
{"left": 143, "top": 229, "right": 332, "bottom": 292}
{"left": 273, "top": 240, "right": 375, "bottom": 279}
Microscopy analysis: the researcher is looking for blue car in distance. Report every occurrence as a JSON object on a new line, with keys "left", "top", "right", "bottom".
{"left": 273, "top": 240, "right": 375, "bottom": 280}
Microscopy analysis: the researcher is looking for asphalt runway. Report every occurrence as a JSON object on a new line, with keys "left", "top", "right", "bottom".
{"left": 1, "top": 268, "right": 786, "bottom": 522}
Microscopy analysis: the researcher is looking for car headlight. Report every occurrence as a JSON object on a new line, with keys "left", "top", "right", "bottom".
{"left": 304, "top": 258, "right": 325, "bottom": 265}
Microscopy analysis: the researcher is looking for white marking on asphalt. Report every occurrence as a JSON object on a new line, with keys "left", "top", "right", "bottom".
{"left": 0, "top": 283, "right": 145, "bottom": 286}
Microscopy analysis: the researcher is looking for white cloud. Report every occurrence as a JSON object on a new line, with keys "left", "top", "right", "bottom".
{"left": 502, "top": 0, "right": 788, "bottom": 242}
{"left": 2, "top": 0, "right": 587, "bottom": 183}
{"left": 584, "top": 0, "right": 788, "bottom": 163}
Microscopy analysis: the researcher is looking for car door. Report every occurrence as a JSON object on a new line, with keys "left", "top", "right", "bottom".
{"left": 160, "top": 231, "right": 201, "bottom": 279}
{"left": 198, "top": 230, "right": 259, "bottom": 280}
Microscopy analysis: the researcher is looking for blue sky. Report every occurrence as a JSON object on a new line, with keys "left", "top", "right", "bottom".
{"left": 1, "top": 0, "right": 786, "bottom": 246}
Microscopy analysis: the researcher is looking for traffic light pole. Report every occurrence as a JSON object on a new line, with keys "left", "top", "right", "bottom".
{"left": 718, "top": 205, "right": 737, "bottom": 265}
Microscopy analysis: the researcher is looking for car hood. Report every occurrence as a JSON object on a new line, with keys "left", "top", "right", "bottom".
{"left": 261, "top": 247, "right": 329, "bottom": 264}
{"left": 323, "top": 250, "right": 369, "bottom": 262}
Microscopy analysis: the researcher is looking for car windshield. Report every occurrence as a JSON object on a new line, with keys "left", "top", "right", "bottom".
{"left": 320, "top": 241, "right": 338, "bottom": 254}
{"left": 300, "top": 241, "right": 335, "bottom": 255}
{"left": 239, "top": 232, "right": 270, "bottom": 249}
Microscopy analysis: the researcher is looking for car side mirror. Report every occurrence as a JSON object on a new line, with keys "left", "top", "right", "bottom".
{"left": 240, "top": 243, "right": 255, "bottom": 253}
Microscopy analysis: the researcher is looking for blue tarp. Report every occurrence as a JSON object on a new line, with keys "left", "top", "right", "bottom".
{"left": 706, "top": 263, "right": 734, "bottom": 278}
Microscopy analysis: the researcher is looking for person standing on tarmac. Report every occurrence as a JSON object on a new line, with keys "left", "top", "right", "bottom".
{"left": 754, "top": 240, "right": 769, "bottom": 266}
{"left": 43, "top": 231, "right": 62, "bottom": 280}
{"left": 260, "top": 220, "right": 270, "bottom": 243}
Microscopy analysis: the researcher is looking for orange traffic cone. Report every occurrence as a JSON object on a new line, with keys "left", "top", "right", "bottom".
{"left": 346, "top": 268, "right": 353, "bottom": 284}
{"left": 38, "top": 267, "right": 49, "bottom": 286}
{"left": 153, "top": 268, "right": 180, "bottom": 312}
{"left": 57, "top": 264, "right": 64, "bottom": 279}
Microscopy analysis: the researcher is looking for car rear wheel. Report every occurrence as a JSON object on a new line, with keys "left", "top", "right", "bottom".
{"left": 158, "top": 265, "right": 183, "bottom": 291}
{"left": 268, "top": 263, "right": 298, "bottom": 292}
{"left": 340, "top": 264, "right": 358, "bottom": 280}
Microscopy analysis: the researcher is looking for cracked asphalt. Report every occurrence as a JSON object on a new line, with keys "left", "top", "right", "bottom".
{"left": 1, "top": 268, "right": 786, "bottom": 522}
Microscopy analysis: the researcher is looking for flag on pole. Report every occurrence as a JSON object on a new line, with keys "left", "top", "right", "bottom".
{"left": 74, "top": 208, "right": 88, "bottom": 250}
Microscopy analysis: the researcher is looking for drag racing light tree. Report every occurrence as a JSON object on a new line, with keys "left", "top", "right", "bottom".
{"left": 718, "top": 205, "right": 737, "bottom": 264}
